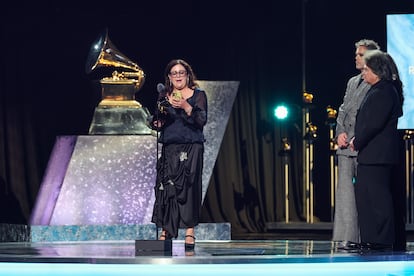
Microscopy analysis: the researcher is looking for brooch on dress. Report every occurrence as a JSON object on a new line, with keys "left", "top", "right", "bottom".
{"left": 179, "top": 152, "right": 188, "bottom": 162}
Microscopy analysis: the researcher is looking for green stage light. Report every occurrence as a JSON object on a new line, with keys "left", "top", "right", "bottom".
{"left": 274, "top": 105, "right": 289, "bottom": 120}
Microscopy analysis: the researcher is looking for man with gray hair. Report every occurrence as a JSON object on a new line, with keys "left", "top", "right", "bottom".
{"left": 333, "top": 39, "right": 380, "bottom": 250}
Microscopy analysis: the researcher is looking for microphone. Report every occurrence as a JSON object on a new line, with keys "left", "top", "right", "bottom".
{"left": 157, "top": 83, "right": 166, "bottom": 94}
{"left": 156, "top": 83, "right": 174, "bottom": 115}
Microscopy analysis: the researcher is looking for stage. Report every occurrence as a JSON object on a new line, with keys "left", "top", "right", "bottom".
{"left": 0, "top": 239, "right": 414, "bottom": 275}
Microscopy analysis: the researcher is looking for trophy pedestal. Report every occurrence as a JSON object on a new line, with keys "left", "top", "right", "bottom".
{"left": 88, "top": 82, "right": 153, "bottom": 135}
{"left": 89, "top": 106, "right": 153, "bottom": 135}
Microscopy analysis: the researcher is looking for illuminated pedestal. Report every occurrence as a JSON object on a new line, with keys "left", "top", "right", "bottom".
{"left": 31, "top": 135, "right": 158, "bottom": 226}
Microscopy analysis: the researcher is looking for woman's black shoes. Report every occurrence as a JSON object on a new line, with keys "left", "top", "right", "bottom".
{"left": 159, "top": 231, "right": 173, "bottom": 240}
{"left": 185, "top": 235, "right": 196, "bottom": 251}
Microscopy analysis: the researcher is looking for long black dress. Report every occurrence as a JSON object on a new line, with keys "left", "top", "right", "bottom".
{"left": 151, "top": 88, "right": 207, "bottom": 238}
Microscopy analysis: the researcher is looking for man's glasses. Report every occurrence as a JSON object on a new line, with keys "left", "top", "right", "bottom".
{"left": 169, "top": 70, "right": 187, "bottom": 77}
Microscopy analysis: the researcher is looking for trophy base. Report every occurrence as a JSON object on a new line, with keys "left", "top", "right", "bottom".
{"left": 98, "top": 99, "right": 142, "bottom": 108}
{"left": 89, "top": 106, "right": 153, "bottom": 135}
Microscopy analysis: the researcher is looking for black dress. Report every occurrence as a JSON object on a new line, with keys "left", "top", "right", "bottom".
{"left": 151, "top": 88, "right": 207, "bottom": 238}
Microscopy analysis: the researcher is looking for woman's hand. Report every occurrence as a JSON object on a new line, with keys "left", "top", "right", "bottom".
{"left": 168, "top": 95, "right": 193, "bottom": 115}
{"left": 153, "top": 120, "right": 164, "bottom": 128}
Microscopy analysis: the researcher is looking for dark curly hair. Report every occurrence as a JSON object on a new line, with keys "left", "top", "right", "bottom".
{"left": 364, "top": 50, "right": 404, "bottom": 107}
{"left": 164, "top": 59, "right": 199, "bottom": 93}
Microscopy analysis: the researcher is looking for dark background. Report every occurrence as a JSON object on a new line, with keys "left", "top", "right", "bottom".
{"left": 1, "top": 0, "right": 413, "bottom": 233}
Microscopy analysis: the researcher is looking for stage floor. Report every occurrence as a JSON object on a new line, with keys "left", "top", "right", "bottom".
{"left": 0, "top": 240, "right": 414, "bottom": 275}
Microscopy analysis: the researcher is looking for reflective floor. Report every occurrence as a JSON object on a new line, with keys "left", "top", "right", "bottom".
{"left": 1, "top": 240, "right": 414, "bottom": 275}
{"left": 1, "top": 239, "right": 414, "bottom": 262}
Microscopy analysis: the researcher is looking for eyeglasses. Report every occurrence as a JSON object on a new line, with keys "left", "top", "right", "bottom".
{"left": 169, "top": 70, "right": 187, "bottom": 77}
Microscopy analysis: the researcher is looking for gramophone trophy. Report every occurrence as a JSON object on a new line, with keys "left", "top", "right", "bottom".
{"left": 86, "top": 29, "right": 152, "bottom": 134}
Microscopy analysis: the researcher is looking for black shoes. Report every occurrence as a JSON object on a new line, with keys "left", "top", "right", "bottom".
{"left": 337, "top": 241, "right": 361, "bottom": 251}
{"left": 337, "top": 241, "right": 394, "bottom": 254}
{"left": 359, "top": 242, "right": 393, "bottom": 253}
{"left": 185, "top": 235, "right": 196, "bottom": 251}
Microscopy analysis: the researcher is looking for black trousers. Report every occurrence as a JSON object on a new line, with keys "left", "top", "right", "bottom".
{"left": 355, "top": 164, "right": 395, "bottom": 245}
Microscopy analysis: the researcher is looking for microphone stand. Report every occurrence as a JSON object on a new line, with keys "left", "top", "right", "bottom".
{"left": 135, "top": 88, "right": 173, "bottom": 256}
{"left": 154, "top": 96, "right": 170, "bottom": 239}
{"left": 154, "top": 94, "right": 164, "bottom": 241}
{"left": 154, "top": 83, "right": 167, "bottom": 240}
{"left": 155, "top": 101, "right": 160, "bottom": 241}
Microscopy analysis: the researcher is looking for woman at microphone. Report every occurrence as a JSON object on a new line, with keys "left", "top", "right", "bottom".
{"left": 150, "top": 59, "right": 207, "bottom": 251}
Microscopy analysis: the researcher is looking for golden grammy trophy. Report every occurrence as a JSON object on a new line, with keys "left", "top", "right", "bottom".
{"left": 85, "top": 29, "right": 151, "bottom": 134}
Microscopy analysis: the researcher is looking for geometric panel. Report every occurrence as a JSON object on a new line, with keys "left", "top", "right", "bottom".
{"left": 197, "top": 81, "right": 239, "bottom": 202}
{"left": 49, "top": 135, "right": 157, "bottom": 225}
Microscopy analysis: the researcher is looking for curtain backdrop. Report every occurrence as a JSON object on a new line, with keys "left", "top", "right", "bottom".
{"left": 1, "top": 0, "right": 413, "bottom": 236}
{"left": 200, "top": 81, "right": 304, "bottom": 235}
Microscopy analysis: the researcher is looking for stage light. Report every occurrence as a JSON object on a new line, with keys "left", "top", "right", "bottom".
{"left": 274, "top": 104, "right": 289, "bottom": 120}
